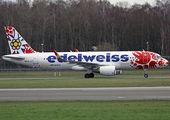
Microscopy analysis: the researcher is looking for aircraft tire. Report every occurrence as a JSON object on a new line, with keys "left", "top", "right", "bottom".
{"left": 90, "top": 73, "right": 94, "bottom": 78}
{"left": 85, "top": 73, "right": 94, "bottom": 78}
{"left": 85, "top": 74, "right": 90, "bottom": 78}
{"left": 144, "top": 74, "right": 148, "bottom": 78}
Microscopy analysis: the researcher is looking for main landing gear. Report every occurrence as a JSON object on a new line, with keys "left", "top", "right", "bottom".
{"left": 84, "top": 73, "right": 94, "bottom": 78}
{"left": 144, "top": 69, "right": 148, "bottom": 78}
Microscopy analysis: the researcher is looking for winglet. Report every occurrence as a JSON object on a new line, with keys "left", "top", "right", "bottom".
{"left": 52, "top": 49, "right": 66, "bottom": 62}
{"left": 52, "top": 49, "right": 62, "bottom": 60}
{"left": 75, "top": 48, "right": 79, "bottom": 52}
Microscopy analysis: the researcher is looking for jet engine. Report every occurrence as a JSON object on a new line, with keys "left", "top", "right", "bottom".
{"left": 115, "top": 70, "right": 122, "bottom": 75}
{"left": 99, "top": 66, "right": 122, "bottom": 76}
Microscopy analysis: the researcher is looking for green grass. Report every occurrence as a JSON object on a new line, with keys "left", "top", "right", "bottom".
{"left": 0, "top": 69, "right": 170, "bottom": 88}
{"left": 0, "top": 78, "right": 170, "bottom": 88}
{"left": 0, "top": 70, "right": 83, "bottom": 78}
{"left": 0, "top": 101, "right": 170, "bottom": 120}
{"left": 0, "top": 69, "right": 170, "bottom": 78}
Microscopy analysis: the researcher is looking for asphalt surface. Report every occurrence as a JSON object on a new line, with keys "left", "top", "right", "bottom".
{"left": 0, "top": 87, "right": 170, "bottom": 101}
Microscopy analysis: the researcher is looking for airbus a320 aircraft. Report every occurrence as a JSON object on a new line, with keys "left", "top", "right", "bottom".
{"left": 2, "top": 26, "right": 169, "bottom": 78}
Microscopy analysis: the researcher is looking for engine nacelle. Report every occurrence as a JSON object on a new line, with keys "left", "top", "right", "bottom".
{"left": 115, "top": 70, "right": 122, "bottom": 75}
{"left": 99, "top": 66, "right": 115, "bottom": 76}
{"left": 99, "top": 66, "right": 122, "bottom": 76}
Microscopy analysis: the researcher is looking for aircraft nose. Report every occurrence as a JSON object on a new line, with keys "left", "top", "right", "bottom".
{"left": 160, "top": 59, "right": 169, "bottom": 67}
{"left": 166, "top": 61, "right": 169, "bottom": 65}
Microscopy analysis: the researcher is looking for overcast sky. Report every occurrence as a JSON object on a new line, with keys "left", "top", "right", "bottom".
{"left": 109, "top": 0, "right": 156, "bottom": 5}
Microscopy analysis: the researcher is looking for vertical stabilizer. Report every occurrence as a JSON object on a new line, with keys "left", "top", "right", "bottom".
{"left": 4, "top": 26, "right": 36, "bottom": 54}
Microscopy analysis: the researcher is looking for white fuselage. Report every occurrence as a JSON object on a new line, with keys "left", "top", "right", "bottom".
{"left": 2, "top": 51, "right": 168, "bottom": 71}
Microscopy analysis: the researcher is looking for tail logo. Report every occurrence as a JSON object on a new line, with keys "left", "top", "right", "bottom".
{"left": 5, "top": 27, "right": 14, "bottom": 40}
{"left": 10, "top": 39, "right": 21, "bottom": 50}
{"left": 5, "top": 26, "right": 36, "bottom": 54}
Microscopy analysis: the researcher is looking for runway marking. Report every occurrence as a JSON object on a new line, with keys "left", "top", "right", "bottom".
{"left": 118, "top": 97, "right": 126, "bottom": 99}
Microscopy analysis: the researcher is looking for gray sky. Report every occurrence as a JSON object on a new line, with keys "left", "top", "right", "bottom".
{"left": 109, "top": 0, "right": 156, "bottom": 5}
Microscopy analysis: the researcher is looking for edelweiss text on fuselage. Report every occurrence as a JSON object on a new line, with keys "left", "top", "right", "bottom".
{"left": 47, "top": 53, "right": 129, "bottom": 63}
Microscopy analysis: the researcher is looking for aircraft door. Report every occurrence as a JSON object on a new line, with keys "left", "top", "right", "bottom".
{"left": 143, "top": 52, "right": 149, "bottom": 63}
{"left": 33, "top": 55, "right": 39, "bottom": 67}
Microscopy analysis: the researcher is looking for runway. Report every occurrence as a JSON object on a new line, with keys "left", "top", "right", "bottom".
{"left": 0, "top": 87, "right": 170, "bottom": 101}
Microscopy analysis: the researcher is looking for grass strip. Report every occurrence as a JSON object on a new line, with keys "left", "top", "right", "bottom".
{"left": 0, "top": 78, "right": 170, "bottom": 88}
{"left": 0, "top": 69, "right": 170, "bottom": 78}
{"left": 0, "top": 100, "right": 170, "bottom": 120}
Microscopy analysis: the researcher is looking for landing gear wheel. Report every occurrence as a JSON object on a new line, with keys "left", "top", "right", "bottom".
{"left": 84, "top": 73, "right": 95, "bottom": 78}
{"left": 143, "top": 69, "right": 148, "bottom": 78}
{"left": 144, "top": 74, "right": 148, "bottom": 78}
{"left": 85, "top": 74, "right": 90, "bottom": 78}
{"left": 89, "top": 73, "right": 94, "bottom": 78}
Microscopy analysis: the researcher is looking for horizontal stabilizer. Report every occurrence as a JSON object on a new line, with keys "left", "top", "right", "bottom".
{"left": 2, "top": 55, "right": 25, "bottom": 60}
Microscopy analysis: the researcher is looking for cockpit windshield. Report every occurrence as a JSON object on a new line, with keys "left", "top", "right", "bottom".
{"left": 154, "top": 56, "right": 162, "bottom": 59}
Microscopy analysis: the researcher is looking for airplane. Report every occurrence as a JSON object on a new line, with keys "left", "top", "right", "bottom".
{"left": 2, "top": 26, "right": 169, "bottom": 78}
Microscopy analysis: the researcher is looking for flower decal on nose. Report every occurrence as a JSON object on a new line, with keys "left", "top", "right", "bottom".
{"left": 130, "top": 51, "right": 168, "bottom": 69}
{"left": 130, "top": 51, "right": 151, "bottom": 69}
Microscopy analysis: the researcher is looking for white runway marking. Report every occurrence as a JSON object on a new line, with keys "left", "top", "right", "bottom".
{"left": 118, "top": 97, "right": 126, "bottom": 99}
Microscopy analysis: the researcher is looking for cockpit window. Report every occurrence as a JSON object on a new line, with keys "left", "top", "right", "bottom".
{"left": 154, "top": 56, "right": 162, "bottom": 59}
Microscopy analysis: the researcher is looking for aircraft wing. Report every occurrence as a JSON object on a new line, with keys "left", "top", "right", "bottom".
{"left": 66, "top": 60, "right": 99, "bottom": 67}
{"left": 52, "top": 49, "right": 100, "bottom": 67}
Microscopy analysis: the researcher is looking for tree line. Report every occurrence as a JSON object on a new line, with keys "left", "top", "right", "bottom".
{"left": 0, "top": 0, "right": 170, "bottom": 56}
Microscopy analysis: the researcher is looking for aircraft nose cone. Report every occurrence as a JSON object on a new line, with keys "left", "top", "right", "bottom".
{"left": 166, "top": 61, "right": 169, "bottom": 65}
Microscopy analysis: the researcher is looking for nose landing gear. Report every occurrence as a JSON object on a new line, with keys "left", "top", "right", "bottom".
{"left": 144, "top": 69, "right": 148, "bottom": 78}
